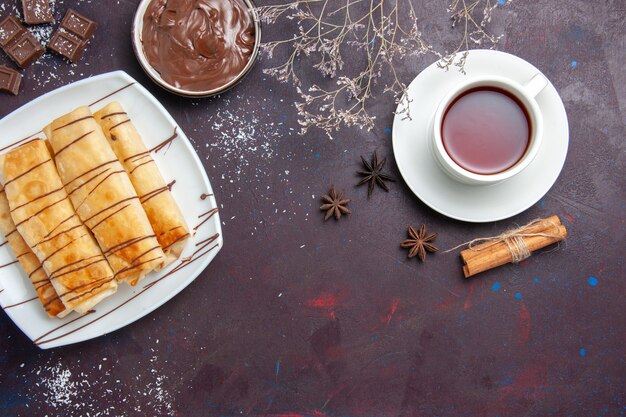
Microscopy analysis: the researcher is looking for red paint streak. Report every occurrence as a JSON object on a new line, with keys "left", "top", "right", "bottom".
{"left": 564, "top": 212, "right": 575, "bottom": 222}
{"left": 517, "top": 302, "right": 531, "bottom": 345}
{"left": 305, "top": 292, "right": 341, "bottom": 309}
{"left": 435, "top": 294, "right": 455, "bottom": 311}
{"left": 463, "top": 280, "right": 479, "bottom": 310}
{"left": 499, "top": 362, "right": 547, "bottom": 401}
{"left": 383, "top": 297, "right": 400, "bottom": 325}
{"left": 305, "top": 291, "right": 346, "bottom": 319}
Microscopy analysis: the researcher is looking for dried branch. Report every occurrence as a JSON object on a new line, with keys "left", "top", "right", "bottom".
{"left": 256, "top": 0, "right": 510, "bottom": 138}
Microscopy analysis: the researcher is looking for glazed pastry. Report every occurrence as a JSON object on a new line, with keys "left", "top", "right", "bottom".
{"left": 0, "top": 186, "right": 68, "bottom": 317}
{"left": 94, "top": 102, "right": 189, "bottom": 266}
{"left": 44, "top": 107, "right": 165, "bottom": 285}
{"left": 0, "top": 140, "right": 117, "bottom": 314}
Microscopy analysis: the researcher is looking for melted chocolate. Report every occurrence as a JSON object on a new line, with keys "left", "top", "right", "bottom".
{"left": 15, "top": 197, "right": 67, "bottom": 228}
{"left": 43, "top": 213, "right": 76, "bottom": 239}
{"left": 4, "top": 296, "right": 37, "bottom": 309}
{"left": 100, "top": 111, "right": 128, "bottom": 119}
{"left": 49, "top": 254, "right": 104, "bottom": 278}
{"left": 10, "top": 185, "right": 65, "bottom": 213}
{"left": 4, "top": 158, "right": 51, "bottom": 186}
{"left": 74, "top": 170, "right": 127, "bottom": 210}
{"left": 65, "top": 159, "right": 118, "bottom": 188}
{"left": 163, "top": 231, "right": 190, "bottom": 249}
{"left": 129, "top": 159, "right": 155, "bottom": 174}
{"left": 90, "top": 204, "right": 132, "bottom": 230}
{"left": 33, "top": 310, "right": 96, "bottom": 344}
{"left": 88, "top": 82, "right": 135, "bottom": 107}
{"left": 36, "top": 224, "right": 83, "bottom": 247}
{"left": 139, "top": 180, "right": 176, "bottom": 204}
{"left": 69, "top": 168, "right": 112, "bottom": 196}
{"left": 0, "top": 259, "right": 19, "bottom": 268}
{"left": 54, "top": 130, "right": 95, "bottom": 156}
{"left": 83, "top": 196, "right": 138, "bottom": 224}
{"left": 51, "top": 259, "right": 109, "bottom": 282}
{"left": 193, "top": 207, "right": 218, "bottom": 231}
{"left": 109, "top": 119, "right": 131, "bottom": 131}
{"left": 52, "top": 115, "right": 93, "bottom": 132}
{"left": 142, "top": 0, "right": 256, "bottom": 92}
{"left": 0, "top": 131, "right": 40, "bottom": 153}
{"left": 105, "top": 235, "right": 157, "bottom": 256}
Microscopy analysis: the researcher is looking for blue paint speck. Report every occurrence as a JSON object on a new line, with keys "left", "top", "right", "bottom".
{"left": 579, "top": 348, "right": 586, "bottom": 357}
{"left": 498, "top": 376, "right": 514, "bottom": 387}
{"left": 515, "top": 292, "right": 522, "bottom": 300}
{"left": 588, "top": 276, "right": 598, "bottom": 286}
{"left": 570, "top": 60, "right": 578, "bottom": 68}
{"left": 314, "top": 152, "right": 321, "bottom": 159}
{"left": 492, "top": 282, "right": 501, "bottom": 292}
{"left": 275, "top": 360, "right": 281, "bottom": 377}
{"left": 385, "top": 127, "right": 392, "bottom": 136}
{"left": 533, "top": 277, "right": 539, "bottom": 283}
{"left": 538, "top": 200, "right": 545, "bottom": 207}
{"left": 498, "top": 0, "right": 505, "bottom": 5}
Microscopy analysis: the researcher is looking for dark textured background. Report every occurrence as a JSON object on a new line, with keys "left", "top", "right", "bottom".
{"left": 0, "top": 0, "right": 624, "bottom": 416}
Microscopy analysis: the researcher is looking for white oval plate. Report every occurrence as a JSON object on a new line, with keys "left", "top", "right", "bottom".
{"left": 0, "top": 71, "right": 223, "bottom": 348}
{"left": 392, "top": 49, "right": 569, "bottom": 222}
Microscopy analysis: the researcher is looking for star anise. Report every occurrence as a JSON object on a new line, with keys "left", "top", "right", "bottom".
{"left": 400, "top": 224, "right": 438, "bottom": 262}
{"left": 320, "top": 186, "right": 351, "bottom": 221}
{"left": 357, "top": 151, "right": 396, "bottom": 197}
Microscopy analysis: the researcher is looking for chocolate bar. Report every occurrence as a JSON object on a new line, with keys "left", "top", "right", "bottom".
{"left": 0, "top": 15, "right": 44, "bottom": 68}
{"left": 5, "top": 31, "right": 45, "bottom": 68}
{"left": 0, "top": 16, "right": 25, "bottom": 48}
{"left": 48, "top": 9, "right": 97, "bottom": 62}
{"left": 0, "top": 65, "right": 21, "bottom": 95}
{"left": 48, "top": 30, "right": 85, "bottom": 63}
{"left": 60, "top": 9, "right": 97, "bottom": 40}
{"left": 22, "top": 0, "right": 54, "bottom": 25}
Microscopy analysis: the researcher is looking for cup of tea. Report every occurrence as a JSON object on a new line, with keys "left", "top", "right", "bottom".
{"left": 430, "top": 73, "right": 548, "bottom": 185}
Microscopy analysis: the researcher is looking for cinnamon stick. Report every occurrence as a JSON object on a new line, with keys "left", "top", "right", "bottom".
{"left": 461, "top": 215, "right": 567, "bottom": 278}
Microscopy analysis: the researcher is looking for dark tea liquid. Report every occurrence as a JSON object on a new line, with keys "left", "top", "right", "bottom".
{"left": 441, "top": 87, "right": 530, "bottom": 175}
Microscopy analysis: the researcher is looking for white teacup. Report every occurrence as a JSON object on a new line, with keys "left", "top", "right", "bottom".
{"left": 431, "top": 74, "right": 548, "bottom": 185}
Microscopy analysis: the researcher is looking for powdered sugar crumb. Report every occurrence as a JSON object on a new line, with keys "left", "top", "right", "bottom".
{"left": 23, "top": 355, "right": 174, "bottom": 415}
{"left": 187, "top": 94, "right": 294, "bottom": 190}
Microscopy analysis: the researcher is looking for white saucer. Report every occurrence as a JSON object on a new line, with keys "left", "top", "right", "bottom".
{"left": 392, "top": 49, "right": 569, "bottom": 222}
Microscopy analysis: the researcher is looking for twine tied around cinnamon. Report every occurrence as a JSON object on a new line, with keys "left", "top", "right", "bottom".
{"left": 445, "top": 218, "right": 564, "bottom": 263}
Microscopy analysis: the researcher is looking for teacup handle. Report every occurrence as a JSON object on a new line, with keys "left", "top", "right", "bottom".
{"left": 524, "top": 73, "right": 548, "bottom": 98}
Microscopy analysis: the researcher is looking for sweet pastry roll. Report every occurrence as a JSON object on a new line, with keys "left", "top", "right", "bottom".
{"left": 0, "top": 186, "right": 68, "bottom": 317}
{"left": 43, "top": 107, "right": 165, "bottom": 284}
{"left": 94, "top": 102, "right": 189, "bottom": 266}
{"left": 0, "top": 140, "right": 117, "bottom": 314}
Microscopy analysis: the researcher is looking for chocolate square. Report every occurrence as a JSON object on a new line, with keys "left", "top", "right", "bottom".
{"left": 0, "top": 16, "right": 25, "bottom": 48}
{"left": 60, "top": 9, "right": 97, "bottom": 40}
{"left": 5, "top": 31, "right": 45, "bottom": 68}
{"left": 21, "top": 0, "right": 54, "bottom": 25}
{"left": 0, "top": 65, "right": 22, "bottom": 95}
{"left": 48, "top": 30, "right": 85, "bottom": 63}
